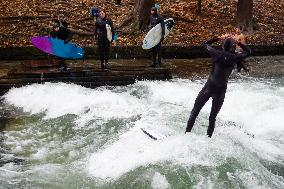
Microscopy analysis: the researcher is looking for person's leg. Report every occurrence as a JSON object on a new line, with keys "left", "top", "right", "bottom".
{"left": 98, "top": 39, "right": 105, "bottom": 69}
{"left": 104, "top": 40, "right": 110, "bottom": 68}
{"left": 59, "top": 57, "right": 67, "bottom": 71}
{"left": 156, "top": 42, "right": 162, "bottom": 68}
{"left": 207, "top": 91, "right": 225, "bottom": 137}
{"left": 150, "top": 45, "right": 157, "bottom": 67}
{"left": 186, "top": 85, "right": 211, "bottom": 133}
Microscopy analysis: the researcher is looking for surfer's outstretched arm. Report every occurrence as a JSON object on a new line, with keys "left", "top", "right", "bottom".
{"left": 202, "top": 38, "right": 220, "bottom": 57}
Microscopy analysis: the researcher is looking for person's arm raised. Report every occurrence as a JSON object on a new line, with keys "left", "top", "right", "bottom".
{"left": 202, "top": 38, "right": 220, "bottom": 57}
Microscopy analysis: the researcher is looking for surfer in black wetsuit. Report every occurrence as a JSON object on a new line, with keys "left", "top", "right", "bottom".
{"left": 185, "top": 37, "right": 251, "bottom": 138}
{"left": 50, "top": 21, "right": 72, "bottom": 71}
{"left": 95, "top": 10, "right": 114, "bottom": 69}
{"left": 148, "top": 6, "right": 165, "bottom": 68}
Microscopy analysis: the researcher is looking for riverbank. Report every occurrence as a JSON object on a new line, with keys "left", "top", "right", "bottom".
{"left": 0, "top": 55, "right": 283, "bottom": 80}
{"left": 0, "top": 45, "right": 284, "bottom": 60}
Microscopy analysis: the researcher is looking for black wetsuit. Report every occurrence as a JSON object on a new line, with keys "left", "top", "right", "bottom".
{"left": 95, "top": 17, "right": 114, "bottom": 69}
{"left": 148, "top": 12, "right": 165, "bottom": 68}
{"left": 236, "top": 49, "right": 250, "bottom": 72}
{"left": 50, "top": 25, "right": 72, "bottom": 71}
{"left": 50, "top": 26, "right": 72, "bottom": 42}
{"left": 185, "top": 38, "right": 251, "bottom": 137}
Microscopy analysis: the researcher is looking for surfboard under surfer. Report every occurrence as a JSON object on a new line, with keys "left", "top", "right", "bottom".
{"left": 185, "top": 36, "right": 252, "bottom": 138}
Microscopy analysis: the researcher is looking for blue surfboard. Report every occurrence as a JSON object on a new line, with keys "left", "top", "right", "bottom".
{"left": 31, "top": 36, "right": 84, "bottom": 59}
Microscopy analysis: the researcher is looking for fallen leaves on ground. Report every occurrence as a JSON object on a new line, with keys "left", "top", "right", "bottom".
{"left": 0, "top": 0, "right": 283, "bottom": 47}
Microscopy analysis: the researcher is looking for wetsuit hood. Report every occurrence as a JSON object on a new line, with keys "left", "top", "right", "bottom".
{"left": 223, "top": 38, "right": 233, "bottom": 51}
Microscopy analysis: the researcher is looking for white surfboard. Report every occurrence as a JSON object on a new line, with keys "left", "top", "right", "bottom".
{"left": 106, "top": 24, "right": 112, "bottom": 42}
{"left": 142, "top": 18, "right": 175, "bottom": 50}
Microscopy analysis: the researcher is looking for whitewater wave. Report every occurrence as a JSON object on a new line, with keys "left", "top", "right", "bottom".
{"left": 2, "top": 78, "right": 284, "bottom": 188}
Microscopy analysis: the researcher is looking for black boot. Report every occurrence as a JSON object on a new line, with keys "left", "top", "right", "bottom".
{"left": 59, "top": 60, "right": 67, "bottom": 72}
{"left": 104, "top": 61, "right": 110, "bottom": 69}
{"left": 101, "top": 62, "right": 106, "bottom": 70}
{"left": 154, "top": 63, "right": 160, "bottom": 68}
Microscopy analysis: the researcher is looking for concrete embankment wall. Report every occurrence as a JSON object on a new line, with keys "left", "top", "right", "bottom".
{"left": 0, "top": 45, "right": 283, "bottom": 60}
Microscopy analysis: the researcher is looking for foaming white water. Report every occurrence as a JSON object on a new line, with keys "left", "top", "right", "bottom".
{"left": 223, "top": 81, "right": 284, "bottom": 135}
{"left": 4, "top": 82, "right": 145, "bottom": 121}
{"left": 87, "top": 129, "right": 241, "bottom": 180}
{"left": 86, "top": 79, "right": 284, "bottom": 181}
{"left": 3, "top": 79, "right": 284, "bottom": 186}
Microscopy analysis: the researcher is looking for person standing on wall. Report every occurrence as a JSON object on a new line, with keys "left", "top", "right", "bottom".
{"left": 94, "top": 10, "right": 115, "bottom": 69}
{"left": 148, "top": 6, "right": 165, "bottom": 68}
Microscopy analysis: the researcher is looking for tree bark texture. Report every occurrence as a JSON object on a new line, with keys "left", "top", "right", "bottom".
{"left": 196, "top": 0, "right": 202, "bottom": 16}
{"left": 236, "top": 0, "right": 253, "bottom": 31}
{"left": 119, "top": 0, "right": 155, "bottom": 33}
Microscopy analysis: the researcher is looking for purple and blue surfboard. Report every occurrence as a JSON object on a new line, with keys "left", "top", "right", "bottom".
{"left": 31, "top": 36, "right": 84, "bottom": 59}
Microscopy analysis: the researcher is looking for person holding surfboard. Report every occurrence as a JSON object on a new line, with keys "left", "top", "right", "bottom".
{"left": 185, "top": 36, "right": 251, "bottom": 138}
{"left": 148, "top": 6, "right": 165, "bottom": 68}
{"left": 95, "top": 10, "right": 115, "bottom": 69}
{"left": 234, "top": 26, "right": 250, "bottom": 72}
{"left": 50, "top": 22, "right": 72, "bottom": 71}
{"left": 221, "top": 26, "right": 249, "bottom": 72}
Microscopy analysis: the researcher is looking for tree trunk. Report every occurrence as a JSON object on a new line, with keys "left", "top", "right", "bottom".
{"left": 236, "top": 0, "right": 253, "bottom": 31}
{"left": 196, "top": 0, "right": 202, "bottom": 16}
{"left": 119, "top": 0, "right": 155, "bottom": 33}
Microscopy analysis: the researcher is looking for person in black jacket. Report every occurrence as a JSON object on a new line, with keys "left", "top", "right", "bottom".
{"left": 185, "top": 37, "right": 252, "bottom": 138}
{"left": 221, "top": 27, "right": 249, "bottom": 72}
{"left": 50, "top": 22, "right": 72, "bottom": 71}
{"left": 95, "top": 10, "right": 114, "bottom": 69}
{"left": 148, "top": 6, "right": 165, "bottom": 68}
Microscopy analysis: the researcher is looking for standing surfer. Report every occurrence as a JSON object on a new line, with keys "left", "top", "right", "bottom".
{"left": 50, "top": 21, "right": 72, "bottom": 71}
{"left": 95, "top": 10, "right": 115, "bottom": 69}
{"left": 148, "top": 6, "right": 165, "bottom": 68}
{"left": 185, "top": 36, "right": 251, "bottom": 138}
